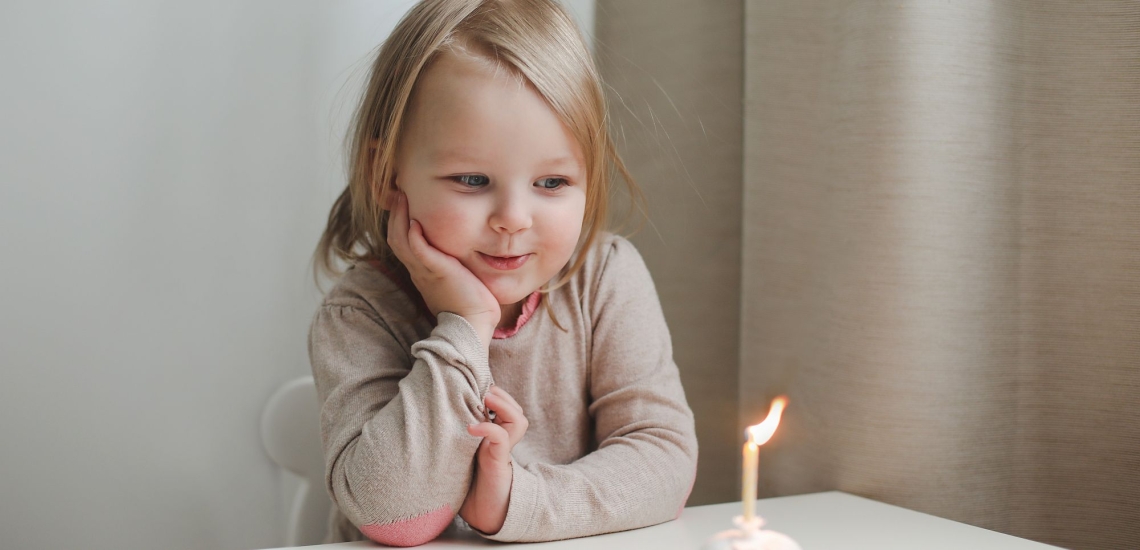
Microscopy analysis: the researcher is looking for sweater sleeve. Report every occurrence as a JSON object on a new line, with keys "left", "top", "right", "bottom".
{"left": 308, "top": 306, "right": 493, "bottom": 547}
{"left": 480, "top": 236, "right": 700, "bottom": 543}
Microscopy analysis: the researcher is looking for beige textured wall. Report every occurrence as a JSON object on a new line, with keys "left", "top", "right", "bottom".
{"left": 596, "top": 1, "right": 743, "bottom": 505}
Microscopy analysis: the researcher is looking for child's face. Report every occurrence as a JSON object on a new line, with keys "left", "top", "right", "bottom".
{"left": 394, "top": 51, "right": 588, "bottom": 308}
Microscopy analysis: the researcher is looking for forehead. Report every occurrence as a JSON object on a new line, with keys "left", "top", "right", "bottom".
{"left": 399, "top": 50, "right": 584, "bottom": 169}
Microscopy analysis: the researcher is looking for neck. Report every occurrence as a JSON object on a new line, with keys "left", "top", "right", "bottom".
{"left": 496, "top": 298, "right": 526, "bottom": 331}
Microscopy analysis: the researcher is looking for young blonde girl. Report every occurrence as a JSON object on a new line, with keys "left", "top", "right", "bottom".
{"left": 309, "top": 0, "right": 698, "bottom": 545}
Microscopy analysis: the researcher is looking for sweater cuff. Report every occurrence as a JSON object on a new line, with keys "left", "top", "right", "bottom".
{"left": 435, "top": 312, "right": 493, "bottom": 396}
{"left": 477, "top": 458, "right": 537, "bottom": 542}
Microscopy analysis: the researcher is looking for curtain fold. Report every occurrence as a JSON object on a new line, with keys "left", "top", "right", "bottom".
{"left": 740, "top": 2, "right": 1139, "bottom": 549}
{"left": 598, "top": 0, "right": 1136, "bottom": 547}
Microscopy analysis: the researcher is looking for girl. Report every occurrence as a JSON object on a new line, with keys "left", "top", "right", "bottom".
{"left": 309, "top": 0, "right": 698, "bottom": 545}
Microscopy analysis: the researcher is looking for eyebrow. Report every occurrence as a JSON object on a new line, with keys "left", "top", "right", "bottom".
{"left": 428, "top": 150, "right": 481, "bottom": 165}
{"left": 539, "top": 156, "right": 582, "bottom": 170}
{"left": 430, "top": 151, "right": 582, "bottom": 171}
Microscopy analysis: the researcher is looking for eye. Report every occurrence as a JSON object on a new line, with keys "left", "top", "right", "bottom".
{"left": 536, "top": 177, "right": 568, "bottom": 190}
{"left": 453, "top": 174, "right": 489, "bottom": 187}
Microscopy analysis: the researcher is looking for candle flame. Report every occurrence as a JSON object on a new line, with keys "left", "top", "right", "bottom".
{"left": 746, "top": 396, "right": 788, "bottom": 446}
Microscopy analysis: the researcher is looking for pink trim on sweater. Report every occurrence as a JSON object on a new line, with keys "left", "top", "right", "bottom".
{"left": 360, "top": 504, "right": 454, "bottom": 547}
{"left": 493, "top": 290, "right": 542, "bottom": 339}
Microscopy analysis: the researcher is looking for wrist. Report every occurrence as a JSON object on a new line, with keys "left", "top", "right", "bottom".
{"left": 469, "top": 462, "right": 512, "bottom": 535}
{"left": 477, "top": 456, "right": 514, "bottom": 479}
{"left": 463, "top": 315, "right": 497, "bottom": 349}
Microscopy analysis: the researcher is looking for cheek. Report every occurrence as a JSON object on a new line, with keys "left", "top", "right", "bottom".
{"left": 543, "top": 200, "right": 586, "bottom": 257}
{"left": 410, "top": 200, "right": 473, "bottom": 257}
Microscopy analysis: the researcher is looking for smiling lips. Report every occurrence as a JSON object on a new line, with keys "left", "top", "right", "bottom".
{"left": 478, "top": 252, "right": 531, "bottom": 271}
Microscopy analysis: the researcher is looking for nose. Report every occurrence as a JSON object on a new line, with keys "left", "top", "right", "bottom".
{"left": 489, "top": 187, "right": 533, "bottom": 235}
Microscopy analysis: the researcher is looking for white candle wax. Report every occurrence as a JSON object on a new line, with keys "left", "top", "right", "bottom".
{"left": 742, "top": 440, "right": 758, "bottom": 522}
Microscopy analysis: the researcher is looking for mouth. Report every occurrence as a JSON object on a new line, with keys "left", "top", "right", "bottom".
{"left": 478, "top": 252, "right": 531, "bottom": 271}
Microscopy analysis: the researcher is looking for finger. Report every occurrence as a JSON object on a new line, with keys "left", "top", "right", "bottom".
{"left": 489, "top": 385, "right": 523, "bottom": 413}
{"left": 484, "top": 392, "right": 523, "bottom": 424}
{"left": 484, "top": 392, "right": 528, "bottom": 447}
{"left": 405, "top": 219, "right": 448, "bottom": 275}
{"left": 489, "top": 387, "right": 526, "bottom": 437}
{"left": 467, "top": 422, "right": 512, "bottom": 464}
{"left": 389, "top": 199, "right": 442, "bottom": 278}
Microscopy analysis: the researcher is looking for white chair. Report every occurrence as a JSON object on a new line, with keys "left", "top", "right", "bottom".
{"left": 261, "top": 376, "right": 331, "bottom": 546}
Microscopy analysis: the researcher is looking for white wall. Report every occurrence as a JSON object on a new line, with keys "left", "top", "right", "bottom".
{"left": 0, "top": 2, "right": 594, "bottom": 549}
{"left": 0, "top": 2, "right": 413, "bottom": 549}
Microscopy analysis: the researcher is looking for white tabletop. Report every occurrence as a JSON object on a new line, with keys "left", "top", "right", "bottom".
{"left": 268, "top": 491, "right": 1061, "bottom": 549}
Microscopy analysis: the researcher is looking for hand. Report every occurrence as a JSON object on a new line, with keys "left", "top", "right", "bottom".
{"left": 386, "top": 192, "right": 500, "bottom": 348}
{"left": 459, "top": 385, "right": 529, "bottom": 535}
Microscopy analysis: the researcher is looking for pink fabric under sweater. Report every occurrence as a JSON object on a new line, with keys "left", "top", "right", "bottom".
{"left": 359, "top": 505, "right": 454, "bottom": 547}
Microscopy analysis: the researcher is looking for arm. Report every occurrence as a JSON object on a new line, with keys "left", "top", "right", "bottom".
{"left": 480, "top": 237, "right": 699, "bottom": 543}
{"left": 309, "top": 305, "right": 491, "bottom": 546}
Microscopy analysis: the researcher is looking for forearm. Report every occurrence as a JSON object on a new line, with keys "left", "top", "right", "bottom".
{"left": 482, "top": 426, "right": 698, "bottom": 543}
{"left": 459, "top": 458, "right": 513, "bottom": 535}
{"left": 315, "top": 312, "right": 492, "bottom": 545}
{"left": 326, "top": 365, "right": 480, "bottom": 529}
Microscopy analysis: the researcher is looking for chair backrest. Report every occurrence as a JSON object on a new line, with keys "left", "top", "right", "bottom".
{"left": 261, "top": 376, "right": 331, "bottom": 546}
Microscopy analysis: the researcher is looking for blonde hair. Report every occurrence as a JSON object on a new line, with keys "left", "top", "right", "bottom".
{"left": 314, "top": 0, "right": 643, "bottom": 301}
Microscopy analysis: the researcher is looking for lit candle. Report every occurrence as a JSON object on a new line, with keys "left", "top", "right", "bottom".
{"left": 742, "top": 396, "right": 788, "bottom": 523}
{"left": 742, "top": 439, "right": 759, "bottom": 521}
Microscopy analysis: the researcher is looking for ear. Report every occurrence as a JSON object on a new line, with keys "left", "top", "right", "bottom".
{"left": 380, "top": 177, "right": 401, "bottom": 210}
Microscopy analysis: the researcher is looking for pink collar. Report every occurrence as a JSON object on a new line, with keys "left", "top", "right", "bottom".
{"left": 493, "top": 291, "right": 542, "bottom": 339}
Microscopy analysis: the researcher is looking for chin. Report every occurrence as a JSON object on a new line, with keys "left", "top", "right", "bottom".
{"left": 483, "top": 277, "right": 537, "bottom": 306}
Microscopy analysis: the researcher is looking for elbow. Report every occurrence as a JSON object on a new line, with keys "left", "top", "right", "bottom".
{"left": 674, "top": 475, "right": 696, "bottom": 519}
{"left": 327, "top": 442, "right": 456, "bottom": 546}
{"left": 674, "top": 450, "right": 698, "bottom": 520}
{"left": 358, "top": 504, "right": 455, "bottom": 547}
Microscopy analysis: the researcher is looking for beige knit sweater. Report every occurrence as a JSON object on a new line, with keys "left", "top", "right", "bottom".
{"left": 308, "top": 232, "right": 698, "bottom": 546}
